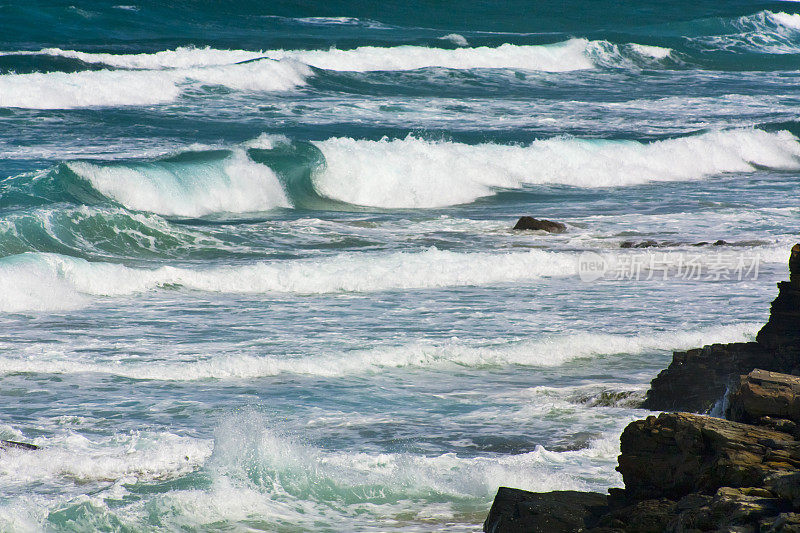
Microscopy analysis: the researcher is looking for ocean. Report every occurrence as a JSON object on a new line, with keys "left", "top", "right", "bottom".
{"left": 0, "top": 1, "right": 799, "bottom": 530}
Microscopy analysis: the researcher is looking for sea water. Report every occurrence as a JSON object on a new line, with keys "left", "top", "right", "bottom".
{"left": 0, "top": 1, "right": 799, "bottom": 530}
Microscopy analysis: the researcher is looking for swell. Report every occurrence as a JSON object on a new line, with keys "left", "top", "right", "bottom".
{"left": 8, "top": 39, "right": 674, "bottom": 72}
{"left": 0, "top": 323, "right": 760, "bottom": 379}
{"left": 8, "top": 148, "right": 293, "bottom": 217}
{"left": 683, "top": 10, "right": 800, "bottom": 55}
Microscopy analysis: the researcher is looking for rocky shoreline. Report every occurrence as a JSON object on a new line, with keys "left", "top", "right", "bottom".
{"left": 484, "top": 244, "right": 800, "bottom": 532}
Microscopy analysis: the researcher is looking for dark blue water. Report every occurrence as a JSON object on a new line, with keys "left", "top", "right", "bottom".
{"left": 0, "top": 1, "right": 799, "bottom": 530}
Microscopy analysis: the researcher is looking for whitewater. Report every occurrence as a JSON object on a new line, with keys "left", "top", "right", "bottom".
{"left": 1, "top": 2, "right": 800, "bottom": 531}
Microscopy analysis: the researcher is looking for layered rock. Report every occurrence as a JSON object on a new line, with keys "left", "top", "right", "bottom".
{"left": 641, "top": 342, "right": 777, "bottom": 413}
{"left": 728, "top": 369, "right": 800, "bottom": 436}
{"left": 618, "top": 412, "right": 800, "bottom": 500}
{"left": 643, "top": 243, "right": 800, "bottom": 413}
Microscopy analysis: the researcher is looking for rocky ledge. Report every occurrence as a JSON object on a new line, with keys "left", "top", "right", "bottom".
{"left": 484, "top": 245, "right": 800, "bottom": 532}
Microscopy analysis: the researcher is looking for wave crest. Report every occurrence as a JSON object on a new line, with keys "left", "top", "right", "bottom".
{"left": 311, "top": 129, "right": 800, "bottom": 207}
{"left": 65, "top": 149, "right": 290, "bottom": 217}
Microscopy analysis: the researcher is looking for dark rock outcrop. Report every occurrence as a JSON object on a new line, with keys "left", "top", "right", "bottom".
{"left": 643, "top": 243, "right": 800, "bottom": 413}
{"left": 483, "top": 488, "right": 608, "bottom": 533}
{"left": 758, "top": 244, "right": 800, "bottom": 349}
{"left": 513, "top": 217, "right": 567, "bottom": 233}
{"left": 641, "top": 342, "right": 788, "bottom": 413}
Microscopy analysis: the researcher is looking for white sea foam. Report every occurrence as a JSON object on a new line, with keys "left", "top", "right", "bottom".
{"left": 291, "top": 16, "right": 391, "bottom": 28}
{"left": 0, "top": 59, "right": 311, "bottom": 109}
{"left": 628, "top": 43, "right": 672, "bottom": 59}
{"left": 0, "top": 69, "right": 182, "bottom": 108}
{"left": 0, "top": 39, "right": 675, "bottom": 108}
{"left": 0, "top": 431, "right": 212, "bottom": 485}
{"left": 0, "top": 245, "right": 789, "bottom": 313}
{"left": 208, "top": 418, "right": 619, "bottom": 499}
{"left": 311, "top": 129, "right": 800, "bottom": 207}
{"left": 0, "top": 322, "right": 760, "bottom": 379}
{"left": 0, "top": 247, "right": 579, "bottom": 301}
{"left": 771, "top": 11, "right": 800, "bottom": 30}
{"left": 67, "top": 149, "right": 291, "bottom": 217}
{"left": 20, "top": 416, "right": 623, "bottom": 531}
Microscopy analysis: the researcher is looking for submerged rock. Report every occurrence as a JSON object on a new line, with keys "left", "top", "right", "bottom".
{"left": 620, "top": 239, "right": 660, "bottom": 248}
{"left": 512, "top": 217, "right": 567, "bottom": 233}
{"left": 0, "top": 439, "right": 39, "bottom": 451}
{"left": 620, "top": 239, "right": 730, "bottom": 249}
{"left": 574, "top": 389, "right": 644, "bottom": 408}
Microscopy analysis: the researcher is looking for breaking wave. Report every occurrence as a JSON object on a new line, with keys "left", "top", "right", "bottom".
{"left": 0, "top": 58, "right": 311, "bottom": 109}
{"left": 6, "top": 128, "right": 799, "bottom": 215}
{"left": 0, "top": 39, "right": 675, "bottom": 108}
{"left": 63, "top": 150, "right": 291, "bottom": 217}
{"left": 310, "top": 129, "right": 800, "bottom": 207}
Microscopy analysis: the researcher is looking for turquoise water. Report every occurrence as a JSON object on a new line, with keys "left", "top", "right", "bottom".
{"left": 1, "top": 1, "right": 800, "bottom": 530}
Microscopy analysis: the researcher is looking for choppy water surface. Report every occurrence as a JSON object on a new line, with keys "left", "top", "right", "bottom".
{"left": 1, "top": 1, "right": 799, "bottom": 530}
